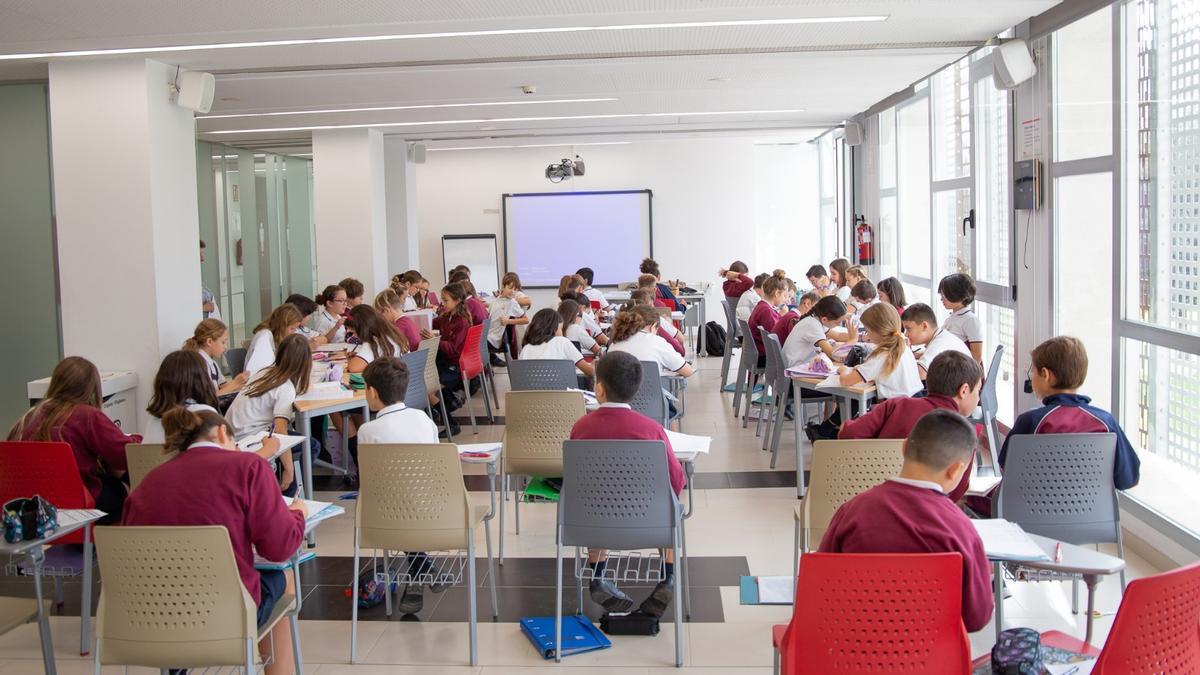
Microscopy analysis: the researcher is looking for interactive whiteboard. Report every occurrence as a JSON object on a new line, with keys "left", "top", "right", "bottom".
{"left": 442, "top": 234, "right": 500, "bottom": 295}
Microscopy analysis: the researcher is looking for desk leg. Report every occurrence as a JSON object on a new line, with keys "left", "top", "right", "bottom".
{"left": 484, "top": 464, "right": 499, "bottom": 618}
{"left": 698, "top": 302, "right": 706, "bottom": 357}
{"left": 795, "top": 416, "right": 805, "bottom": 499}
{"left": 838, "top": 396, "right": 851, "bottom": 425}
{"left": 1083, "top": 574, "right": 1099, "bottom": 646}
{"left": 80, "top": 525, "right": 92, "bottom": 655}
{"left": 301, "top": 411, "right": 316, "bottom": 548}
{"left": 993, "top": 561, "right": 1004, "bottom": 642}
{"left": 30, "top": 549, "right": 56, "bottom": 675}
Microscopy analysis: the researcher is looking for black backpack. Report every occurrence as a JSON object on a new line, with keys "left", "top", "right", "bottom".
{"left": 703, "top": 321, "right": 726, "bottom": 356}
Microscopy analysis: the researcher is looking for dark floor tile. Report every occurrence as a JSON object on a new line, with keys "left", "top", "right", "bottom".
{"left": 450, "top": 415, "right": 505, "bottom": 426}
{"left": 299, "top": 582, "right": 445, "bottom": 622}
{"left": 428, "top": 583, "right": 723, "bottom": 623}
{"left": 689, "top": 472, "right": 732, "bottom": 489}
{"left": 674, "top": 556, "right": 751, "bottom": 588}
{"left": 724, "top": 470, "right": 800, "bottom": 489}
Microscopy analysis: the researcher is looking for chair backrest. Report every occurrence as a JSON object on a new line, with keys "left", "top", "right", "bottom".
{"left": 996, "top": 433, "right": 1120, "bottom": 545}
{"left": 459, "top": 323, "right": 486, "bottom": 378}
{"left": 737, "top": 319, "right": 759, "bottom": 369}
{"left": 779, "top": 552, "right": 970, "bottom": 674}
{"left": 224, "top": 347, "right": 247, "bottom": 377}
{"left": 1091, "top": 560, "right": 1200, "bottom": 674}
{"left": 720, "top": 299, "right": 736, "bottom": 332}
{"left": 125, "top": 443, "right": 177, "bottom": 491}
{"left": 761, "top": 329, "right": 786, "bottom": 385}
{"left": 682, "top": 303, "right": 701, "bottom": 329}
{"left": 628, "top": 360, "right": 667, "bottom": 426}
{"left": 477, "top": 317, "right": 491, "bottom": 359}
{"left": 559, "top": 440, "right": 678, "bottom": 550}
{"left": 94, "top": 525, "right": 257, "bottom": 667}
{"left": 654, "top": 306, "right": 672, "bottom": 320}
{"left": 0, "top": 441, "right": 93, "bottom": 544}
{"left": 401, "top": 349, "right": 430, "bottom": 409}
{"left": 980, "top": 345, "right": 1004, "bottom": 415}
{"left": 418, "top": 336, "right": 441, "bottom": 395}
{"left": 502, "top": 391, "right": 586, "bottom": 477}
{"left": 508, "top": 359, "right": 578, "bottom": 391}
{"left": 803, "top": 440, "right": 906, "bottom": 546}
{"left": 356, "top": 443, "right": 473, "bottom": 551}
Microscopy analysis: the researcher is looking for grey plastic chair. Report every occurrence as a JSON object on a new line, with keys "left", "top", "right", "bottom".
{"left": 629, "top": 360, "right": 679, "bottom": 428}
{"left": 996, "top": 432, "right": 1127, "bottom": 607}
{"left": 759, "top": 331, "right": 833, "bottom": 470}
{"left": 508, "top": 359, "right": 578, "bottom": 391}
{"left": 971, "top": 345, "right": 1005, "bottom": 475}
{"left": 401, "top": 349, "right": 437, "bottom": 419}
{"left": 681, "top": 303, "right": 701, "bottom": 356}
{"left": 556, "top": 440, "right": 684, "bottom": 667}
{"left": 735, "top": 319, "right": 766, "bottom": 429}
{"left": 719, "top": 299, "right": 738, "bottom": 387}
{"left": 224, "top": 347, "right": 247, "bottom": 376}
{"left": 478, "top": 318, "right": 500, "bottom": 412}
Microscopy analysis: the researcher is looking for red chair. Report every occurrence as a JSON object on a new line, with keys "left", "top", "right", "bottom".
{"left": 0, "top": 441, "right": 99, "bottom": 655}
{"left": 459, "top": 322, "right": 494, "bottom": 434}
{"left": 772, "top": 552, "right": 970, "bottom": 675}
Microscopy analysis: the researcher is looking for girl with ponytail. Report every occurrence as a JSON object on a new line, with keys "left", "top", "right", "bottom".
{"left": 747, "top": 270, "right": 790, "bottom": 366}
{"left": 183, "top": 318, "right": 246, "bottom": 395}
{"left": 123, "top": 405, "right": 306, "bottom": 675}
{"left": 782, "top": 295, "right": 855, "bottom": 369}
{"left": 608, "top": 306, "right": 695, "bottom": 378}
{"left": 836, "top": 303, "right": 922, "bottom": 400}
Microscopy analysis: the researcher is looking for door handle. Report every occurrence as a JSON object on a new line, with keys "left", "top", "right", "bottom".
{"left": 962, "top": 208, "right": 976, "bottom": 236}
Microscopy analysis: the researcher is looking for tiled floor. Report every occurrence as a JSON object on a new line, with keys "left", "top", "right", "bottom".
{"left": 0, "top": 355, "right": 1157, "bottom": 673}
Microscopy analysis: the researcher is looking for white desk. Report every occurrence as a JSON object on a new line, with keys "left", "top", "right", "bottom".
{"left": 457, "top": 444, "right": 502, "bottom": 615}
{"left": 403, "top": 309, "right": 436, "bottom": 332}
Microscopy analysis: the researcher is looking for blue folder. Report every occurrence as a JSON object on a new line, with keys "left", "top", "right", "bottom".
{"left": 521, "top": 614, "right": 612, "bottom": 659}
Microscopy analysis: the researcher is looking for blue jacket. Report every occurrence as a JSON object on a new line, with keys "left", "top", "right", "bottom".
{"left": 655, "top": 283, "right": 685, "bottom": 312}
{"left": 999, "top": 393, "right": 1140, "bottom": 490}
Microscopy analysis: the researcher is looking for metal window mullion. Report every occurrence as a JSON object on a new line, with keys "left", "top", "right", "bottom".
{"left": 1117, "top": 320, "right": 1200, "bottom": 358}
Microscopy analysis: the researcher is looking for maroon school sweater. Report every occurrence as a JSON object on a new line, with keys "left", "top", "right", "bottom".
{"left": 14, "top": 405, "right": 141, "bottom": 505}
{"left": 819, "top": 480, "right": 994, "bottom": 633}
{"left": 392, "top": 316, "right": 421, "bottom": 351}
{"left": 748, "top": 300, "right": 781, "bottom": 357}
{"left": 723, "top": 274, "right": 753, "bottom": 299}
{"left": 570, "top": 405, "right": 685, "bottom": 495}
{"left": 465, "top": 296, "right": 489, "bottom": 326}
{"left": 771, "top": 312, "right": 801, "bottom": 346}
{"left": 123, "top": 445, "right": 305, "bottom": 604}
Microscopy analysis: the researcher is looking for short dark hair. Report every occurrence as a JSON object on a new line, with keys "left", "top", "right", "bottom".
{"left": 363, "top": 357, "right": 409, "bottom": 406}
{"left": 753, "top": 272, "right": 770, "bottom": 288}
{"left": 596, "top": 351, "right": 642, "bottom": 403}
{"left": 285, "top": 293, "right": 318, "bottom": 316}
{"left": 639, "top": 258, "right": 660, "bottom": 276}
{"left": 339, "top": 277, "right": 365, "bottom": 300}
{"left": 937, "top": 273, "right": 976, "bottom": 305}
{"left": 851, "top": 280, "right": 877, "bottom": 303}
{"left": 905, "top": 409, "right": 977, "bottom": 470}
{"left": 576, "top": 267, "right": 595, "bottom": 285}
{"left": 806, "top": 264, "right": 827, "bottom": 279}
{"left": 729, "top": 260, "right": 749, "bottom": 274}
{"left": 1031, "top": 336, "right": 1089, "bottom": 390}
{"left": 900, "top": 303, "right": 938, "bottom": 327}
{"left": 925, "top": 352, "right": 983, "bottom": 398}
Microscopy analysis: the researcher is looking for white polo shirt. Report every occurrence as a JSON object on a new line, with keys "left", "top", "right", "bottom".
{"left": 402, "top": 295, "right": 418, "bottom": 312}
{"left": 736, "top": 288, "right": 762, "bottom": 322}
{"left": 854, "top": 348, "right": 922, "bottom": 400}
{"left": 782, "top": 315, "right": 830, "bottom": 369}
{"left": 142, "top": 402, "right": 218, "bottom": 444}
{"left": 243, "top": 329, "right": 276, "bottom": 376}
{"left": 942, "top": 306, "right": 983, "bottom": 345}
{"left": 487, "top": 296, "right": 525, "bottom": 348}
{"left": 350, "top": 338, "right": 405, "bottom": 367}
{"left": 520, "top": 336, "right": 584, "bottom": 364}
{"left": 226, "top": 372, "right": 297, "bottom": 438}
{"left": 609, "top": 330, "right": 687, "bottom": 375}
{"left": 357, "top": 403, "right": 439, "bottom": 445}
{"left": 565, "top": 322, "right": 597, "bottom": 351}
{"left": 583, "top": 286, "right": 610, "bottom": 309}
{"left": 918, "top": 328, "right": 972, "bottom": 372}
{"left": 312, "top": 309, "right": 346, "bottom": 343}
{"left": 581, "top": 310, "right": 603, "bottom": 337}
{"left": 835, "top": 285, "right": 852, "bottom": 302}
{"left": 199, "top": 349, "right": 226, "bottom": 388}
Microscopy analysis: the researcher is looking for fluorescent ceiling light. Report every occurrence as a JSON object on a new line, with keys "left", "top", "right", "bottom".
{"left": 429, "top": 141, "right": 631, "bottom": 151}
{"left": 0, "top": 16, "right": 888, "bottom": 61}
{"left": 201, "top": 97, "right": 619, "bottom": 120}
{"left": 207, "top": 109, "right": 806, "bottom": 135}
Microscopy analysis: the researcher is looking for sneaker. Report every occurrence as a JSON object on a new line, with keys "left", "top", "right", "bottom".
{"left": 489, "top": 354, "right": 506, "bottom": 368}
{"left": 638, "top": 580, "right": 674, "bottom": 619}
{"left": 588, "top": 578, "right": 634, "bottom": 613}
{"left": 397, "top": 584, "right": 424, "bottom": 614}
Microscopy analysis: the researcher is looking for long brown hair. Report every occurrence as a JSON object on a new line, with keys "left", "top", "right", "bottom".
{"left": 146, "top": 351, "right": 220, "bottom": 418}
{"left": 829, "top": 258, "right": 851, "bottom": 288}
{"left": 346, "top": 304, "right": 407, "bottom": 357}
{"left": 859, "top": 303, "right": 906, "bottom": 377}
{"left": 611, "top": 305, "right": 658, "bottom": 343}
{"left": 7, "top": 356, "right": 103, "bottom": 441}
{"left": 162, "top": 406, "right": 231, "bottom": 453}
{"left": 523, "top": 308, "right": 562, "bottom": 347}
{"left": 557, "top": 274, "right": 584, "bottom": 300}
{"left": 183, "top": 318, "right": 227, "bottom": 352}
{"left": 558, "top": 299, "right": 583, "bottom": 329}
{"left": 243, "top": 334, "right": 312, "bottom": 397}
{"left": 252, "top": 304, "right": 304, "bottom": 347}
{"left": 440, "top": 282, "right": 471, "bottom": 320}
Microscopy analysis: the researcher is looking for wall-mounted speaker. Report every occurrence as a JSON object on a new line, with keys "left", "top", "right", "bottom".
{"left": 409, "top": 142, "right": 427, "bottom": 164}
{"left": 993, "top": 39, "right": 1036, "bottom": 90}
{"left": 174, "top": 71, "right": 215, "bottom": 114}
{"left": 843, "top": 121, "right": 863, "bottom": 147}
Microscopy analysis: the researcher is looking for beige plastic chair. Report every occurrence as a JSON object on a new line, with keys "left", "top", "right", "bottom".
{"left": 498, "top": 390, "right": 587, "bottom": 563}
{"left": 352, "top": 443, "right": 497, "bottom": 666}
{"left": 92, "top": 525, "right": 298, "bottom": 672}
{"left": 124, "top": 443, "right": 177, "bottom": 491}
{"left": 0, "top": 597, "right": 50, "bottom": 637}
{"left": 792, "top": 439, "right": 905, "bottom": 577}
{"left": 418, "top": 336, "right": 452, "bottom": 435}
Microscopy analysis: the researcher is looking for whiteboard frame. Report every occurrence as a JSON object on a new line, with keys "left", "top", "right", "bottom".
{"left": 501, "top": 188, "right": 654, "bottom": 288}
{"left": 441, "top": 234, "right": 500, "bottom": 295}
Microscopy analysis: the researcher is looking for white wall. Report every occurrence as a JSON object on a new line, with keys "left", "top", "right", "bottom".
{"left": 415, "top": 137, "right": 820, "bottom": 314}
{"left": 313, "top": 128, "right": 389, "bottom": 297}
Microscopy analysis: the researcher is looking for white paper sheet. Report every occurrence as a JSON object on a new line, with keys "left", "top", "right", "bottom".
{"left": 967, "top": 475, "right": 1002, "bottom": 497}
{"left": 315, "top": 343, "right": 351, "bottom": 353}
{"left": 665, "top": 429, "right": 712, "bottom": 455}
{"left": 282, "top": 497, "right": 343, "bottom": 526}
{"left": 458, "top": 443, "right": 502, "bottom": 455}
{"left": 756, "top": 576, "right": 795, "bottom": 604}
{"left": 972, "top": 519, "right": 1051, "bottom": 562}
{"left": 814, "top": 373, "right": 844, "bottom": 389}
{"left": 1046, "top": 660, "right": 1096, "bottom": 675}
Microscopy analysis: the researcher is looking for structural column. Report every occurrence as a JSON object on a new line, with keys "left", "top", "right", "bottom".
{"left": 312, "top": 128, "right": 389, "bottom": 295}
{"left": 384, "top": 136, "right": 420, "bottom": 276}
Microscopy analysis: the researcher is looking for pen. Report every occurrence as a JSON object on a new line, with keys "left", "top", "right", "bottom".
{"left": 267, "top": 426, "right": 275, "bottom": 439}
{"left": 1054, "top": 542, "right": 1063, "bottom": 563}
{"left": 1061, "top": 666, "right": 1079, "bottom": 675}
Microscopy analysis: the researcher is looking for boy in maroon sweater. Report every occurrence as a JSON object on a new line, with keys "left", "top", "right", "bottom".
{"left": 570, "top": 350, "right": 685, "bottom": 619}
{"left": 839, "top": 351, "right": 983, "bottom": 500}
{"left": 821, "top": 408, "right": 994, "bottom": 633}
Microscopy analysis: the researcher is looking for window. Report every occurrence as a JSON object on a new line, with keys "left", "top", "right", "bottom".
{"left": 1055, "top": 7, "right": 1114, "bottom": 161}
{"left": 898, "top": 99, "right": 932, "bottom": 279}
{"left": 974, "top": 73, "right": 1012, "bottom": 286}
{"left": 878, "top": 107, "right": 899, "bottom": 279}
{"left": 933, "top": 60, "right": 972, "bottom": 181}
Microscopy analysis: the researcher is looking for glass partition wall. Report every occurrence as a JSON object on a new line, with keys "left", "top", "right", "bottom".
{"left": 196, "top": 142, "right": 316, "bottom": 344}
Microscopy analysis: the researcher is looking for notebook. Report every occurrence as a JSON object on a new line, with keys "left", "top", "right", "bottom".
{"left": 521, "top": 615, "right": 612, "bottom": 659}
{"left": 665, "top": 429, "right": 712, "bottom": 455}
{"left": 971, "top": 519, "right": 1050, "bottom": 562}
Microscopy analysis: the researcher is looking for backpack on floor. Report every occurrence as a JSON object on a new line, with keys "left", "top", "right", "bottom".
{"left": 704, "top": 322, "right": 726, "bottom": 356}
{"left": 991, "top": 628, "right": 1043, "bottom": 674}
{"left": 347, "top": 568, "right": 396, "bottom": 609}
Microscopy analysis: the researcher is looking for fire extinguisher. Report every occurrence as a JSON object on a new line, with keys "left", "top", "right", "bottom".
{"left": 855, "top": 215, "right": 875, "bottom": 266}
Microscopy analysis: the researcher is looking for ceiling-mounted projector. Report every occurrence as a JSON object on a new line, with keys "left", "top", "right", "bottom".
{"left": 546, "top": 156, "right": 586, "bottom": 183}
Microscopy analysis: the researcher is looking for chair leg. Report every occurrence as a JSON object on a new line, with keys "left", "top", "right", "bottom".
{"left": 673, "top": 531, "right": 684, "bottom": 667}
{"left": 350, "top": 545, "right": 361, "bottom": 663}
{"left": 1072, "top": 577, "right": 1080, "bottom": 614}
{"left": 246, "top": 637, "right": 256, "bottom": 675}
{"left": 793, "top": 517, "right": 800, "bottom": 581}
{"left": 774, "top": 648, "right": 780, "bottom": 675}
{"left": 1116, "top": 528, "right": 1128, "bottom": 590}
{"left": 554, "top": 531, "right": 564, "bottom": 663}
{"left": 755, "top": 379, "right": 769, "bottom": 438}
{"left": 575, "top": 546, "right": 584, "bottom": 613}
{"left": 742, "top": 373, "right": 756, "bottom": 428}
{"left": 732, "top": 359, "right": 747, "bottom": 415}
{"left": 81, "top": 530, "right": 93, "bottom": 655}
{"left": 438, "top": 397, "right": 452, "bottom": 438}
{"left": 481, "top": 375, "right": 494, "bottom": 422}
{"left": 770, "top": 386, "right": 789, "bottom": 470}
{"left": 462, "top": 376, "right": 478, "bottom": 434}
{"left": 681, "top": 519, "right": 692, "bottom": 621}
{"left": 484, "top": 518, "right": 499, "bottom": 618}
{"left": 468, "top": 531, "right": 478, "bottom": 666}
{"left": 289, "top": 614, "right": 304, "bottom": 675}
{"left": 499, "top": 469, "right": 507, "bottom": 565}
{"left": 514, "top": 476, "right": 522, "bottom": 535}
{"left": 984, "top": 411, "right": 1001, "bottom": 476}
{"left": 383, "top": 549, "right": 393, "bottom": 617}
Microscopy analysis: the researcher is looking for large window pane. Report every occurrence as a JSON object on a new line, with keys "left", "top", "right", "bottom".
{"left": 934, "top": 189, "right": 972, "bottom": 281}
{"left": 1056, "top": 173, "right": 1114, "bottom": 410}
{"left": 1121, "top": 338, "right": 1200, "bottom": 536}
{"left": 932, "top": 59, "right": 971, "bottom": 181}
{"left": 1054, "top": 6, "right": 1113, "bottom": 161}
{"left": 879, "top": 195, "right": 898, "bottom": 280}
{"left": 899, "top": 98, "right": 931, "bottom": 278}
{"left": 879, "top": 107, "right": 896, "bottom": 190}
{"left": 974, "top": 74, "right": 1011, "bottom": 286}
{"left": 979, "top": 302, "right": 1017, "bottom": 424}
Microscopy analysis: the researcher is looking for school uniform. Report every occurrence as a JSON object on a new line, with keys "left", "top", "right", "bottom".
{"left": 202, "top": 286, "right": 221, "bottom": 321}
{"left": 942, "top": 306, "right": 983, "bottom": 348}
{"left": 357, "top": 402, "right": 439, "bottom": 445}
{"left": 819, "top": 478, "right": 994, "bottom": 633}
{"left": 609, "top": 331, "right": 687, "bottom": 375}
{"left": 199, "top": 349, "right": 226, "bottom": 390}
{"left": 402, "top": 295, "right": 418, "bottom": 312}
{"left": 782, "top": 315, "right": 830, "bottom": 369}
{"left": 392, "top": 316, "right": 421, "bottom": 352}
{"left": 350, "top": 338, "right": 405, "bottom": 368}
{"left": 433, "top": 311, "right": 472, "bottom": 365}
{"left": 654, "top": 282, "right": 685, "bottom": 312}
{"left": 834, "top": 285, "right": 852, "bottom": 302}
{"left": 722, "top": 274, "right": 753, "bottom": 300}
{"left": 312, "top": 309, "right": 346, "bottom": 343}
{"left": 747, "top": 300, "right": 781, "bottom": 360}
{"left": 520, "top": 336, "right": 584, "bottom": 365}
{"left": 465, "top": 296, "right": 489, "bottom": 326}
{"left": 735, "top": 288, "right": 762, "bottom": 322}
{"left": 123, "top": 444, "right": 305, "bottom": 618}
{"left": 565, "top": 322, "right": 597, "bottom": 352}
{"left": 581, "top": 310, "right": 604, "bottom": 337}
{"left": 487, "top": 296, "right": 525, "bottom": 349}
{"left": 771, "top": 310, "right": 802, "bottom": 346}
{"left": 227, "top": 371, "right": 297, "bottom": 438}
{"left": 583, "top": 286, "right": 610, "bottom": 309}
{"left": 917, "top": 328, "right": 972, "bottom": 372}
{"left": 569, "top": 403, "right": 685, "bottom": 495}
{"left": 142, "top": 402, "right": 219, "bottom": 445}
{"left": 243, "top": 329, "right": 277, "bottom": 376}
{"left": 656, "top": 325, "right": 686, "bottom": 357}
{"left": 852, "top": 348, "right": 923, "bottom": 400}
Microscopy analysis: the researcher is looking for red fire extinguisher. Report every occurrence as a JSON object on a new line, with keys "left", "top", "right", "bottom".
{"left": 855, "top": 215, "right": 875, "bottom": 266}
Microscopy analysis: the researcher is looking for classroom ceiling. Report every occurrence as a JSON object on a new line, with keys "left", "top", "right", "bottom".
{"left": 0, "top": 0, "right": 1061, "bottom": 151}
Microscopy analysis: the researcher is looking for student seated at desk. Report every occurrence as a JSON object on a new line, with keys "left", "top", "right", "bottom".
{"left": 144, "top": 350, "right": 220, "bottom": 443}
{"left": 640, "top": 258, "right": 685, "bottom": 311}
{"left": 828, "top": 258, "right": 852, "bottom": 301}
{"left": 938, "top": 272, "right": 984, "bottom": 362}
{"left": 772, "top": 291, "right": 819, "bottom": 346}
{"left": 570, "top": 350, "right": 686, "bottom": 618}
{"left": 844, "top": 265, "right": 869, "bottom": 291}
{"left": 559, "top": 299, "right": 601, "bottom": 357}
{"left": 736, "top": 272, "right": 769, "bottom": 322}
{"left": 227, "top": 334, "right": 312, "bottom": 493}
{"left": 570, "top": 292, "right": 610, "bottom": 347}
{"left": 432, "top": 282, "right": 474, "bottom": 431}
{"left": 877, "top": 277, "right": 907, "bottom": 313}
{"left": 184, "top": 318, "right": 246, "bottom": 397}
{"left": 284, "top": 293, "right": 327, "bottom": 348}
{"left": 608, "top": 306, "right": 695, "bottom": 379}
{"left": 7, "top": 356, "right": 142, "bottom": 523}
{"left": 355, "top": 357, "right": 444, "bottom": 614}
{"left": 848, "top": 280, "right": 879, "bottom": 316}
{"left": 449, "top": 271, "right": 489, "bottom": 326}
{"left": 629, "top": 290, "right": 683, "bottom": 356}
{"left": 312, "top": 284, "right": 349, "bottom": 344}
{"left": 577, "top": 267, "right": 609, "bottom": 311}
{"left": 520, "top": 308, "right": 595, "bottom": 379}
{"left": 339, "top": 277, "right": 366, "bottom": 309}
{"left": 968, "top": 336, "right": 1141, "bottom": 517}
{"left": 820, "top": 409, "right": 994, "bottom": 633}
{"left": 901, "top": 303, "right": 972, "bottom": 380}
{"left": 392, "top": 270, "right": 421, "bottom": 311}
{"left": 504, "top": 271, "right": 533, "bottom": 310}
{"left": 345, "top": 305, "right": 408, "bottom": 374}
{"left": 245, "top": 304, "right": 305, "bottom": 377}
{"left": 374, "top": 288, "right": 425, "bottom": 350}
{"left": 124, "top": 406, "right": 305, "bottom": 675}
{"left": 806, "top": 264, "right": 834, "bottom": 297}
{"left": 719, "top": 261, "right": 753, "bottom": 301}
{"left": 748, "top": 271, "right": 789, "bottom": 366}
{"left": 487, "top": 277, "right": 530, "bottom": 360}
{"left": 781, "top": 296, "right": 853, "bottom": 369}
{"left": 840, "top": 352, "right": 983, "bottom": 501}
{"left": 419, "top": 276, "right": 440, "bottom": 309}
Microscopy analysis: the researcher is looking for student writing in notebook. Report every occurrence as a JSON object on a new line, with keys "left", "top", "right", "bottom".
{"left": 570, "top": 351, "right": 686, "bottom": 618}
{"left": 520, "top": 308, "right": 595, "bottom": 380}
{"left": 820, "top": 409, "right": 994, "bottom": 633}
{"left": 901, "top": 303, "right": 972, "bottom": 380}
{"left": 748, "top": 271, "right": 790, "bottom": 367}
{"left": 771, "top": 291, "right": 819, "bottom": 346}
{"left": 183, "top": 318, "right": 246, "bottom": 396}
{"left": 448, "top": 270, "right": 489, "bottom": 325}
{"left": 244, "top": 303, "right": 304, "bottom": 377}
{"left": 373, "top": 288, "right": 425, "bottom": 350}
{"left": 629, "top": 290, "right": 684, "bottom": 356}
{"left": 311, "top": 285, "right": 349, "bottom": 344}
{"left": 124, "top": 406, "right": 304, "bottom": 675}
{"left": 143, "top": 350, "right": 221, "bottom": 444}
